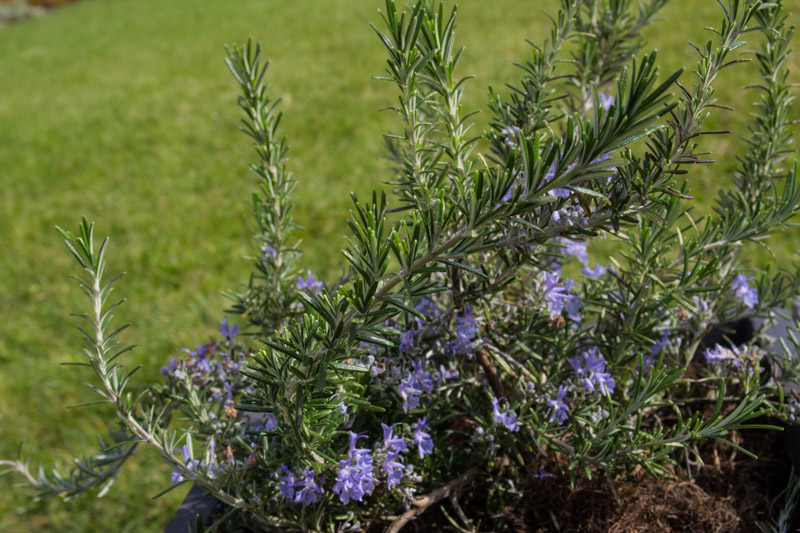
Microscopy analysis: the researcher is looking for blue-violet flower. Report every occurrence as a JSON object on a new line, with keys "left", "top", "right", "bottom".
{"left": 731, "top": 274, "right": 758, "bottom": 309}
{"left": 413, "top": 417, "right": 434, "bottom": 458}
{"left": 547, "top": 385, "right": 570, "bottom": 425}
{"left": 568, "top": 348, "right": 615, "bottom": 395}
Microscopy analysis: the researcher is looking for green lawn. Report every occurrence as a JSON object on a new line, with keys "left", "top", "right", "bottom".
{"left": 0, "top": 0, "right": 798, "bottom": 530}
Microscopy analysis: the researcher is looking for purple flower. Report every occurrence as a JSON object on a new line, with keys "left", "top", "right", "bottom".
{"left": 170, "top": 442, "right": 201, "bottom": 484}
{"left": 347, "top": 432, "right": 370, "bottom": 458}
{"left": 651, "top": 331, "right": 669, "bottom": 359}
{"left": 591, "top": 152, "right": 618, "bottom": 185}
{"left": 264, "top": 413, "right": 278, "bottom": 431}
{"left": 294, "top": 467, "right": 323, "bottom": 505}
{"left": 397, "top": 360, "right": 435, "bottom": 412}
{"left": 491, "top": 397, "right": 521, "bottom": 432}
{"left": 704, "top": 344, "right": 728, "bottom": 363}
{"left": 457, "top": 305, "right": 477, "bottom": 339}
{"left": 447, "top": 305, "right": 479, "bottom": 356}
{"left": 731, "top": 274, "right": 758, "bottom": 309}
{"left": 705, "top": 344, "right": 761, "bottom": 374}
{"left": 297, "top": 269, "right": 323, "bottom": 294}
{"left": 581, "top": 263, "right": 608, "bottom": 279}
{"left": 491, "top": 397, "right": 503, "bottom": 424}
{"left": 446, "top": 336, "right": 473, "bottom": 356}
{"left": 704, "top": 344, "right": 742, "bottom": 366}
{"left": 502, "top": 410, "right": 520, "bottom": 431}
{"left": 568, "top": 348, "right": 615, "bottom": 395}
{"left": 563, "top": 279, "right": 582, "bottom": 322}
{"left": 381, "top": 423, "right": 407, "bottom": 453}
{"left": 366, "top": 354, "right": 385, "bottom": 377}
{"left": 195, "top": 357, "right": 212, "bottom": 374}
{"left": 413, "top": 417, "right": 434, "bottom": 458}
{"left": 205, "top": 438, "right": 217, "bottom": 479}
{"left": 416, "top": 297, "right": 440, "bottom": 319}
{"left": 502, "top": 184, "right": 515, "bottom": 202}
{"left": 543, "top": 161, "right": 571, "bottom": 198}
{"left": 639, "top": 353, "right": 655, "bottom": 371}
{"left": 383, "top": 452, "right": 406, "bottom": 489}
{"left": 547, "top": 385, "right": 570, "bottom": 425}
{"left": 639, "top": 330, "right": 668, "bottom": 372}
{"left": 275, "top": 464, "right": 298, "bottom": 501}
{"left": 332, "top": 432, "right": 377, "bottom": 504}
{"left": 542, "top": 272, "right": 569, "bottom": 319}
{"left": 437, "top": 364, "right": 458, "bottom": 382}
{"left": 332, "top": 462, "right": 356, "bottom": 504}
{"left": 593, "top": 152, "right": 617, "bottom": 175}
{"left": 398, "top": 374, "right": 422, "bottom": 412}
{"left": 412, "top": 361, "right": 433, "bottom": 393}
{"left": 261, "top": 245, "right": 278, "bottom": 265}
{"left": 218, "top": 318, "right": 238, "bottom": 341}
{"left": 333, "top": 458, "right": 376, "bottom": 504}
{"left": 160, "top": 358, "right": 177, "bottom": 377}
{"left": 599, "top": 92, "right": 615, "bottom": 111}
{"left": 179, "top": 445, "right": 201, "bottom": 472}
{"left": 530, "top": 467, "right": 551, "bottom": 479}
{"left": 399, "top": 329, "right": 417, "bottom": 355}
{"left": 181, "top": 343, "right": 211, "bottom": 363}
{"left": 558, "top": 238, "right": 588, "bottom": 266}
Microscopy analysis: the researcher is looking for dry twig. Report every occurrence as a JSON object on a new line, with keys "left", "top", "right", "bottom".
{"left": 386, "top": 467, "right": 481, "bottom": 533}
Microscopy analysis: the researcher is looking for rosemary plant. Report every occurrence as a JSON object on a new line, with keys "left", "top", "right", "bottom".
{"left": 4, "top": 0, "right": 799, "bottom": 531}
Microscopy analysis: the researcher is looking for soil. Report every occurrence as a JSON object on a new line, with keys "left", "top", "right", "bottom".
{"left": 400, "top": 422, "right": 798, "bottom": 532}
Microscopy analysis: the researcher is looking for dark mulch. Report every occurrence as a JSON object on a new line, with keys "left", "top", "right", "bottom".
{"left": 383, "top": 422, "right": 795, "bottom": 532}
{"left": 529, "top": 428, "right": 792, "bottom": 532}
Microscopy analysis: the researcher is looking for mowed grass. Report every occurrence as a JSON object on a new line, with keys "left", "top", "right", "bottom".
{"left": 0, "top": 0, "right": 798, "bottom": 530}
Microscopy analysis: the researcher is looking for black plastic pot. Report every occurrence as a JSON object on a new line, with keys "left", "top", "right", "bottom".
{"left": 704, "top": 306, "right": 800, "bottom": 471}
{"left": 753, "top": 303, "right": 800, "bottom": 470}
{"left": 164, "top": 484, "right": 224, "bottom": 533}
{"left": 164, "top": 413, "right": 274, "bottom": 532}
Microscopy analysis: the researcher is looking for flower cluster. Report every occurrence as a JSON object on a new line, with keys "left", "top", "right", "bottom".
{"left": 540, "top": 272, "right": 581, "bottom": 321}
{"left": 397, "top": 360, "right": 434, "bottom": 412}
{"left": 160, "top": 319, "right": 249, "bottom": 407}
{"left": 333, "top": 432, "right": 377, "bottom": 504}
{"left": 380, "top": 423, "right": 407, "bottom": 488}
{"left": 297, "top": 269, "right": 323, "bottom": 294}
{"left": 412, "top": 417, "right": 434, "bottom": 457}
{"left": 546, "top": 386, "right": 570, "bottom": 425}
{"left": 704, "top": 343, "right": 763, "bottom": 375}
{"left": 569, "top": 348, "right": 616, "bottom": 395}
{"left": 171, "top": 444, "right": 204, "bottom": 485}
{"left": 446, "top": 305, "right": 480, "bottom": 355}
{"left": 491, "top": 397, "right": 520, "bottom": 432}
{"left": 275, "top": 465, "right": 324, "bottom": 505}
{"left": 731, "top": 274, "right": 759, "bottom": 309}
{"left": 558, "top": 237, "right": 588, "bottom": 266}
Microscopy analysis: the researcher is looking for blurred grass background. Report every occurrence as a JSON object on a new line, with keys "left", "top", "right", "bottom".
{"left": 0, "top": 0, "right": 797, "bottom": 530}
